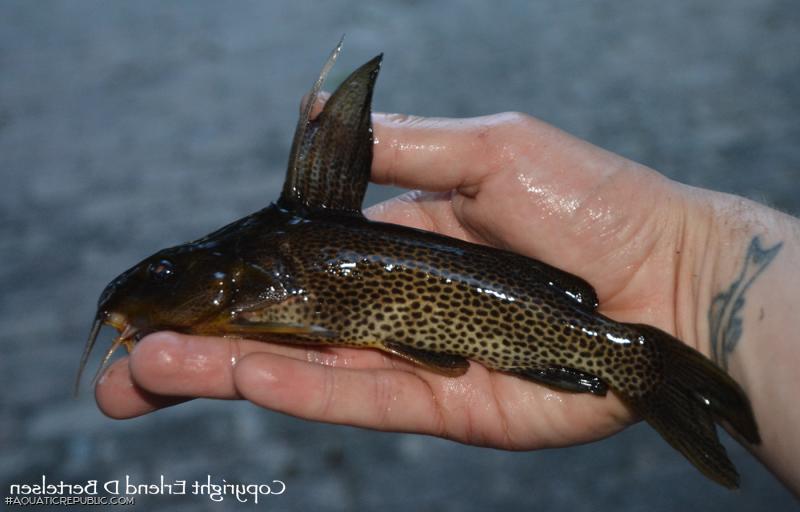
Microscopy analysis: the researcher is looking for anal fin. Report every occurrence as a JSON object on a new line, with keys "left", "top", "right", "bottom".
{"left": 508, "top": 365, "right": 608, "bottom": 396}
{"left": 382, "top": 340, "right": 469, "bottom": 377}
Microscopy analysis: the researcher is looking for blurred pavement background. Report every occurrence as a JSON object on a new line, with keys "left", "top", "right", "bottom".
{"left": 1, "top": 1, "right": 798, "bottom": 510}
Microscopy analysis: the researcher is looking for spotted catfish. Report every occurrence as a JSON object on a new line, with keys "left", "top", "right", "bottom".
{"left": 78, "top": 42, "right": 760, "bottom": 488}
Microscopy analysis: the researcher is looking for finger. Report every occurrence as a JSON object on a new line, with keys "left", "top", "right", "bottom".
{"left": 370, "top": 112, "right": 537, "bottom": 192}
{"left": 364, "top": 190, "right": 483, "bottom": 243}
{"left": 306, "top": 94, "right": 543, "bottom": 193}
{"left": 128, "top": 332, "right": 243, "bottom": 398}
{"left": 94, "top": 356, "right": 189, "bottom": 419}
{"left": 303, "top": 89, "right": 537, "bottom": 192}
{"left": 127, "top": 331, "right": 416, "bottom": 397}
{"left": 234, "top": 352, "right": 445, "bottom": 434}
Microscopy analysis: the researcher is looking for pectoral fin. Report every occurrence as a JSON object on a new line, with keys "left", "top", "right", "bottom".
{"left": 382, "top": 340, "right": 469, "bottom": 377}
{"left": 279, "top": 40, "right": 382, "bottom": 213}
{"left": 508, "top": 365, "right": 608, "bottom": 395}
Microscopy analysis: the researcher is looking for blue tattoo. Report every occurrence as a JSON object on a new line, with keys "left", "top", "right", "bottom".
{"left": 709, "top": 236, "right": 782, "bottom": 370}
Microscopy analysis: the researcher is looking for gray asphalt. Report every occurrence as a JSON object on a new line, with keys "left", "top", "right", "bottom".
{"left": 1, "top": 1, "right": 798, "bottom": 510}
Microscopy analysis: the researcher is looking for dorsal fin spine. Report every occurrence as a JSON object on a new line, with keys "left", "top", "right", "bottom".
{"left": 285, "top": 37, "right": 343, "bottom": 199}
{"left": 279, "top": 42, "right": 382, "bottom": 214}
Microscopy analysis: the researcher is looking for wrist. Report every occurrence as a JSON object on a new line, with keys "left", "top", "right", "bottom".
{"left": 698, "top": 192, "right": 794, "bottom": 369}
{"left": 684, "top": 187, "right": 800, "bottom": 491}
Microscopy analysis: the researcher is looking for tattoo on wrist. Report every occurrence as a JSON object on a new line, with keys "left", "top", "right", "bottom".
{"left": 709, "top": 235, "right": 783, "bottom": 370}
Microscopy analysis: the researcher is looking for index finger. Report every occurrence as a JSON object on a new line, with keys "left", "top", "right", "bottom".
{"left": 370, "top": 111, "right": 541, "bottom": 192}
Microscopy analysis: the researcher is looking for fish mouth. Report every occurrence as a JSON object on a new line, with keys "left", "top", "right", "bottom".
{"left": 73, "top": 311, "right": 144, "bottom": 397}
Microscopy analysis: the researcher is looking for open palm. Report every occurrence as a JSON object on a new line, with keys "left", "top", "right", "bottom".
{"left": 97, "top": 111, "right": 701, "bottom": 451}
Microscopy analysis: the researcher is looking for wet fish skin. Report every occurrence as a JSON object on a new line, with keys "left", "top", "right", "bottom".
{"left": 231, "top": 207, "right": 640, "bottom": 389}
{"left": 79, "top": 45, "right": 761, "bottom": 489}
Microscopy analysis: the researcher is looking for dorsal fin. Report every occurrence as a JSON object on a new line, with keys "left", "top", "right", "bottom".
{"left": 279, "top": 44, "right": 382, "bottom": 214}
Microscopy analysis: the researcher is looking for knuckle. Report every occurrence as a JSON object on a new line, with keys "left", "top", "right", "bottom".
{"left": 314, "top": 366, "right": 338, "bottom": 419}
{"left": 421, "top": 380, "right": 449, "bottom": 439}
{"left": 371, "top": 372, "right": 396, "bottom": 428}
{"left": 496, "top": 111, "right": 535, "bottom": 132}
{"left": 468, "top": 111, "right": 532, "bottom": 176}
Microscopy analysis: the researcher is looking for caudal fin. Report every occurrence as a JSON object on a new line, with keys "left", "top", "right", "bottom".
{"left": 625, "top": 324, "right": 760, "bottom": 489}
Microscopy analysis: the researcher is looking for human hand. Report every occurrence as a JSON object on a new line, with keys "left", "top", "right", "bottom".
{"left": 96, "top": 110, "right": 714, "bottom": 450}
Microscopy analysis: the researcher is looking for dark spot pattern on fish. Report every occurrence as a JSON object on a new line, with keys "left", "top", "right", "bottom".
{"left": 78, "top": 42, "right": 760, "bottom": 490}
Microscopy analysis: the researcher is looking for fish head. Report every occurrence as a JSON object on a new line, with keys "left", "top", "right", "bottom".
{"left": 98, "top": 245, "right": 241, "bottom": 332}
{"left": 75, "top": 241, "right": 247, "bottom": 393}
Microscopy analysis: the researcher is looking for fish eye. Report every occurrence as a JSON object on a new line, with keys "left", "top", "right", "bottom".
{"left": 148, "top": 259, "right": 175, "bottom": 281}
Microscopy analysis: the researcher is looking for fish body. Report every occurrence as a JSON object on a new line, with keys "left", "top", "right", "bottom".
{"left": 79, "top": 42, "right": 760, "bottom": 489}
{"left": 201, "top": 206, "right": 648, "bottom": 393}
